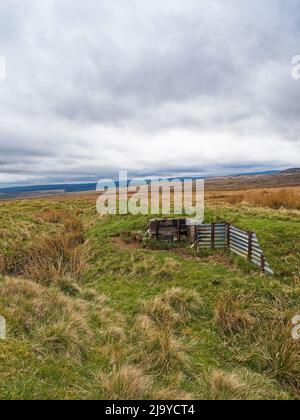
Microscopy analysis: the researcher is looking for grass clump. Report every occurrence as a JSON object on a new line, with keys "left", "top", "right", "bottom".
{"left": 220, "top": 188, "right": 300, "bottom": 210}
{"left": 200, "top": 368, "right": 289, "bottom": 400}
{"left": 23, "top": 233, "right": 89, "bottom": 286}
{"left": 95, "top": 365, "right": 153, "bottom": 400}
{"left": 135, "top": 314, "right": 189, "bottom": 374}
{"left": 38, "top": 209, "right": 69, "bottom": 224}
{"left": 215, "top": 292, "right": 257, "bottom": 336}
{"left": 0, "top": 277, "right": 92, "bottom": 360}
{"left": 0, "top": 212, "right": 88, "bottom": 287}
{"left": 134, "top": 288, "right": 202, "bottom": 374}
{"left": 247, "top": 319, "right": 300, "bottom": 395}
{"left": 162, "top": 287, "right": 204, "bottom": 321}
{"left": 248, "top": 189, "right": 300, "bottom": 210}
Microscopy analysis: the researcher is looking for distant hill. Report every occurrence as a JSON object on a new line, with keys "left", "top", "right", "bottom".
{"left": 279, "top": 168, "right": 300, "bottom": 175}
{"left": 206, "top": 168, "right": 300, "bottom": 190}
{"left": 1, "top": 168, "right": 300, "bottom": 199}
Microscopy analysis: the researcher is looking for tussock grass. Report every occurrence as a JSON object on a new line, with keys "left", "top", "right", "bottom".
{"left": 38, "top": 209, "right": 70, "bottom": 224}
{"left": 101, "top": 326, "right": 127, "bottom": 345}
{"left": 96, "top": 365, "right": 153, "bottom": 400}
{"left": 246, "top": 319, "right": 300, "bottom": 394}
{"left": 131, "top": 255, "right": 181, "bottom": 280}
{"left": 0, "top": 277, "right": 92, "bottom": 360}
{"left": 201, "top": 368, "right": 289, "bottom": 400}
{"left": 0, "top": 198, "right": 299, "bottom": 399}
{"left": 157, "top": 258, "right": 182, "bottom": 279}
{"left": 0, "top": 242, "right": 26, "bottom": 276}
{"left": 162, "top": 288, "right": 204, "bottom": 321}
{"left": 23, "top": 233, "right": 89, "bottom": 286}
{"left": 219, "top": 188, "right": 300, "bottom": 210}
{"left": 135, "top": 314, "right": 189, "bottom": 374}
{"left": 248, "top": 189, "right": 300, "bottom": 210}
{"left": 134, "top": 288, "right": 202, "bottom": 374}
{"left": 215, "top": 292, "right": 258, "bottom": 336}
{"left": 215, "top": 297, "right": 300, "bottom": 396}
{"left": 0, "top": 214, "right": 89, "bottom": 286}
{"left": 141, "top": 299, "right": 181, "bottom": 330}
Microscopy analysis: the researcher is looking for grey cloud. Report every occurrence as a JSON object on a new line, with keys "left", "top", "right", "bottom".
{"left": 0, "top": 0, "right": 300, "bottom": 186}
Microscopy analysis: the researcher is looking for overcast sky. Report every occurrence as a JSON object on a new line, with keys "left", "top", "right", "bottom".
{"left": 0, "top": 0, "right": 300, "bottom": 186}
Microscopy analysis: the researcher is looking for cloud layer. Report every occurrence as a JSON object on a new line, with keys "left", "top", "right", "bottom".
{"left": 0, "top": 0, "right": 300, "bottom": 186}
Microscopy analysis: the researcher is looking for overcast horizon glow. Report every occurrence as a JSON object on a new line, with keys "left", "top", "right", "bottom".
{"left": 0, "top": 0, "right": 300, "bottom": 187}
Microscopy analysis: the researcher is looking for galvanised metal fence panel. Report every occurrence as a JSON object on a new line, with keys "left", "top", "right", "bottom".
{"left": 198, "top": 223, "right": 227, "bottom": 249}
{"left": 196, "top": 222, "right": 274, "bottom": 274}
{"left": 150, "top": 219, "right": 274, "bottom": 275}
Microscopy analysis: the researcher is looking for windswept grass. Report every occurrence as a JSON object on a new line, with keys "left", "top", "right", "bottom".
{"left": 0, "top": 211, "right": 89, "bottom": 287}
{"left": 211, "top": 187, "right": 300, "bottom": 210}
{"left": 0, "top": 277, "right": 92, "bottom": 360}
{"left": 0, "top": 196, "right": 299, "bottom": 400}
{"left": 214, "top": 292, "right": 258, "bottom": 336}
{"left": 95, "top": 366, "right": 153, "bottom": 400}
{"left": 245, "top": 318, "right": 300, "bottom": 394}
{"left": 200, "top": 368, "right": 289, "bottom": 400}
{"left": 134, "top": 288, "right": 203, "bottom": 374}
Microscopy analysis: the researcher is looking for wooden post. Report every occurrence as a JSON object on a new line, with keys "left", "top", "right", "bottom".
{"left": 194, "top": 225, "right": 198, "bottom": 244}
{"left": 155, "top": 220, "right": 159, "bottom": 241}
{"left": 260, "top": 254, "right": 266, "bottom": 273}
{"left": 177, "top": 219, "right": 181, "bottom": 242}
{"left": 248, "top": 231, "right": 253, "bottom": 262}
{"left": 211, "top": 223, "right": 215, "bottom": 249}
{"left": 227, "top": 223, "right": 231, "bottom": 250}
{"left": 187, "top": 225, "right": 191, "bottom": 244}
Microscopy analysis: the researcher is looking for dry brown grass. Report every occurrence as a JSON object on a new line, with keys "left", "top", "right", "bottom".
{"left": 141, "top": 298, "right": 181, "bottom": 330}
{"left": 0, "top": 213, "right": 89, "bottom": 287}
{"left": 38, "top": 209, "right": 70, "bottom": 224}
{"left": 248, "top": 319, "right": 300, "bottom": 394}
{"left": 215, "top": 293, "right": 257, "bottom": 336}
{"left": 96, "top": 365, "right": 153, "bottom": 400}
{"left": 135, "top": 313, "right": 189, "bottom": 374}
{"left": 22, "top": 233, "right": 89, "bottom": 286}
{"left": 134, "top": 288, "right": 203, "bottom": 374}
{"left": 201, "top": 368, "right": 288, "bottom": 400}
{"left": 209, "top": 187, "right": 300, "bottom": 210}
{"left": 162, "top": 287, "right": 204, "bottom": 321}
{"left": 217, "top": 298, "right": 300, "bottom": 396}
{"left": 0, "top": 277, "right": 92, "bottom": 360}
{"left": 248, "top": 189, "right": 300, "bottom": 210}
{"left": 226, "top": 193, "right": 246, "bottom": 205}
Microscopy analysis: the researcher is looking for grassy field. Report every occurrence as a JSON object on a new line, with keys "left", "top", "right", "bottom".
{"left": 0, "top": 192, "right": 300, "bottom": 400}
